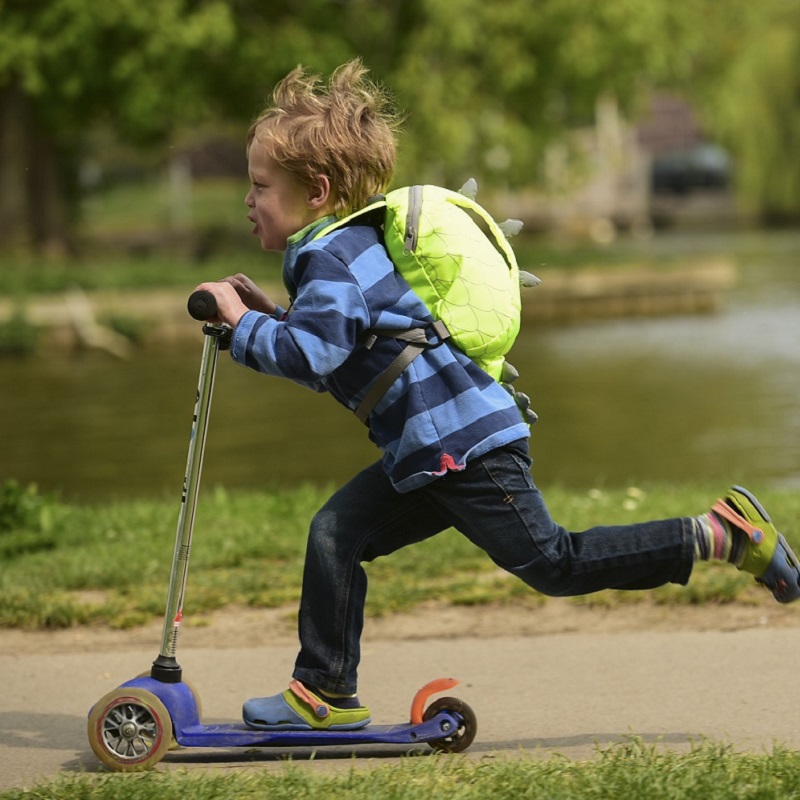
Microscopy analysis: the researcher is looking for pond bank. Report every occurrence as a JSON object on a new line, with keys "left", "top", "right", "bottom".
{"left": 525, "top": 258, "right": 736, "bottom": 322}
{"left": 0, "top": 259, "right": 737, "bottom": 357}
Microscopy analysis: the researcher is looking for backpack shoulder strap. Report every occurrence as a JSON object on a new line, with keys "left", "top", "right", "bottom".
{"left": 354, "top": 320, "right": 450, "bottom": 424}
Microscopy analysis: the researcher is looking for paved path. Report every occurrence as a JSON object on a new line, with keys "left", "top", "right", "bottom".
{"left": 3, "top": 627, "right": 800, "bottom": 791}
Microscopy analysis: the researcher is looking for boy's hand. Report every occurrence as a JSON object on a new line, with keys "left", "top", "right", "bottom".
{"left": 193, "top": 281, "right": 250, "bottom": 328}
{"left": 222, "top": 274, "right": 278, "bottom": 316}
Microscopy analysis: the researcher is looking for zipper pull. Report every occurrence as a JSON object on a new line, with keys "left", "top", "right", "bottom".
{"left": 403, "top": 224, "right": 416, "bottom": 253}
{"left": 403, "top": 185, "right": 423, "bottom": 254}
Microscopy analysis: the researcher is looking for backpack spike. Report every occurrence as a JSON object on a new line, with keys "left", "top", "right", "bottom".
{"left": 501, "top": 361, "right": 520, "bottom": 384}
{"left": 498, "top": 219, "right": 524, "bottom": 238}
{"left": 458, "top": 178, "right": 478, "bottom": 199}
{"left": 519, "top": 270, "right": 542, "bottom": 288}
{"left": 514, "top": 391, "right": 529, "bottom": 409}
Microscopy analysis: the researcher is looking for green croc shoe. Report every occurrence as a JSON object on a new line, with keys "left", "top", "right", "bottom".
{"left": 712, "top": 485, "right": 800, "bottom": 603}
{"left": 243, "top": 680, "right": 371, "bottom": 731}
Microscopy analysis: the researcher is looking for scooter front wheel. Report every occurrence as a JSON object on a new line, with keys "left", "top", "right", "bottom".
{"left": 134, "top": 671, "right": 204, "bottom": 728}
{"left": 424, "top": 696, "right": 477, "bottom": 753}
{"left": 87, "top": 687, "right": 173, "bottom": 771}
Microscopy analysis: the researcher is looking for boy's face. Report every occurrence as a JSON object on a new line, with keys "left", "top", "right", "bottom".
{"left": 245, "top": 141, "right": 328, "bottom": 251}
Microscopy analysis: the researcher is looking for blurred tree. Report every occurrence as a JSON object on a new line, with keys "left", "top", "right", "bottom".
{"left": 0, "top": 0, "right": 365, "bottom": 254}
{"left": 0, "top": 0, "right": 238, "bottom": 254}
{"left": 344, "top": 0, "right": 750, "bottom": 190}
{"left": 3, "top": 0, "right": 795, "bottom": 254}
{"left": 702, "top": 2, "right": 800, "bottom": 221}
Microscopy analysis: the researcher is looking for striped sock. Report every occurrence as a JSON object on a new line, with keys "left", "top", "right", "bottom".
{"left": 694, "top": 512, "right": 747, "bottom": 566}
{"left": 304, "top": 683, "right": 362, "bottom": 710}
{"left": 694, "top": 512, "right": 729, "bottom": 562}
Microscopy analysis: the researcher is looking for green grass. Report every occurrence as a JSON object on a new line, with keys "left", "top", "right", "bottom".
{"left": 0, "top": 177, "right": 285, "bottom": 297}
{"left": 1, "top": 481, "right": 796, "bottom": 631}
{"left": 0, "top": 175, "right": 693, "bottom": 299}
{"left": 80, "top": 177, "right": 249, "bottom": 237}
{"left": 0, "top": 248, "right": 284, "bottom": 297}
{"left": 0, "top": 236, "right": 626, "bottom": 299}
{"left": 4, "top": 738, "right": 800, "bottom": 799}
{"left": 0, "top": 235, "right": 674, "bottom": 298}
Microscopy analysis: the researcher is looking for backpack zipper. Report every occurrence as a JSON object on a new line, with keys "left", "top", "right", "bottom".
{"left": 403, "top": 185, "right": 423, "bottom": 253}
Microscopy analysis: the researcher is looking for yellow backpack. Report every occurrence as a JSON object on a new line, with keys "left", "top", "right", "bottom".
{"left": 315, "top": 181, "right": 540, "bottom": 424}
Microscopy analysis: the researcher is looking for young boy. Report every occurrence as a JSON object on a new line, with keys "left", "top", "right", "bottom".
{"left": 195, "top": 60, "right": 800, "bottom": 732}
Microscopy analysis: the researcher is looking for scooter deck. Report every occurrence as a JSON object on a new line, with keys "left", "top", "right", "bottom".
{"left": 176, "top": 717, "right": 458, "bottom": 748}
{"left": 124, "top": 676, "right": 461, "bottom": 749}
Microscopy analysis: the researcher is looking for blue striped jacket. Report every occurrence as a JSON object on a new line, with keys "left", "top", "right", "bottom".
{"left": 229, "top": 218, "right": 529, "bottom": 492}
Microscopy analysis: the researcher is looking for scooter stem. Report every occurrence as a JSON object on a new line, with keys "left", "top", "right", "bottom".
{"left": 152, "top": 324, "right": 228, "bottom": 682}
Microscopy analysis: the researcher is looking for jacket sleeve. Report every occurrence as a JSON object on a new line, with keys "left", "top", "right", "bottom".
{"left": 229, "top": 247, "right": 371, "bottom": 391}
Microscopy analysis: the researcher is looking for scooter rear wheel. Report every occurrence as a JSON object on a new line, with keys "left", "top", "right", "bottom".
{"left": 423, "top": 696, "right": 477, "bottom": 753}
{"left": 87, "top": 687, "right": 173, "bottom": 771}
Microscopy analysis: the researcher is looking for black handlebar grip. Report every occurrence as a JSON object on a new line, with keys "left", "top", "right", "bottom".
{"left": 187, "top": 289, "right": 218, "bottom": 321}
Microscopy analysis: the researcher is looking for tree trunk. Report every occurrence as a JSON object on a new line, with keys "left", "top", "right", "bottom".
{"left": 0, "top": 80, "right": 73, "bottom": 255}
{"left": 0, "top": 82, "right": 30, "bottom": 250}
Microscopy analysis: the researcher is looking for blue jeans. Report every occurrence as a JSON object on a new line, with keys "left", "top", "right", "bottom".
{"left": 292, "top": 439, "right": 695, "bottom": 695}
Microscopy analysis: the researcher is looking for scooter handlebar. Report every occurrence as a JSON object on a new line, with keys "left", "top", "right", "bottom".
{"left": 187, "top": 289, "right": 218, "bottom": 321}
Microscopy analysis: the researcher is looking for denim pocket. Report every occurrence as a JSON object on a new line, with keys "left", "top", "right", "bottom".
{"left": 479, "top": 442, "right": 535, "bottom": 500}
{"left": 505, "top": 441, "right": 534, "bottom": 489}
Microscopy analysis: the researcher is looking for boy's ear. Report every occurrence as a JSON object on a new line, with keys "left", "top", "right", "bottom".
{"left": 307, "top": 175, "right": 332, "bottom": 210}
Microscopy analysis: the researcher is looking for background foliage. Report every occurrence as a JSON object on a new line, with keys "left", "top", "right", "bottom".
{"left": 1, "top": 0, "right": 799, "bottom": 254}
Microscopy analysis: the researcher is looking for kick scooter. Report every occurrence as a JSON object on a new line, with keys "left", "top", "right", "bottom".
{"left": 87, "top": 290, "right": 477, "bottom": 772}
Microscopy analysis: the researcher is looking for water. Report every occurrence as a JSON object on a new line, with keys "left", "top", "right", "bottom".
{"left": 3, "top": 230, "right": 799, "bottom": 502}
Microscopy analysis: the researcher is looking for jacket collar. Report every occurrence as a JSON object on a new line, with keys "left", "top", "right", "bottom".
{"left": 282, "top": 215, "right": 338, "bottom": 299}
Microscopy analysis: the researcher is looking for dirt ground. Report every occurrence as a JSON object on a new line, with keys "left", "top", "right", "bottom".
{"left": 4, "top": 595, "right": 799, "bottom": 656}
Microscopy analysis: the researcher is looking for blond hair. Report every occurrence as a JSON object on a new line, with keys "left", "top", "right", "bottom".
{"left": 248, "top": 59, "right": 401, "bottom": 217}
